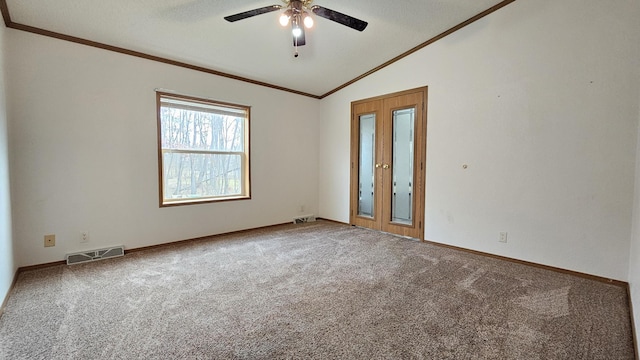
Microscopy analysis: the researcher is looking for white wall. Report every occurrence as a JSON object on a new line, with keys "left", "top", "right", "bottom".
{"left": 7, "top": 30, "right": 320, "bottom": 267}
{"left": 0, "top": 24, "right": 16, "bottom": 307}
{"left": 630, "top": 77, "right": 640, "bottom": 350}
{"left": 318, "top": 0, "right": 640, "bottom": 281}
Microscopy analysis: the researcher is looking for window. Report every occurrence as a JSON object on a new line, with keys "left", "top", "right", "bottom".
{"left": 156, "top": 92, "right": 250, "bottom": 206}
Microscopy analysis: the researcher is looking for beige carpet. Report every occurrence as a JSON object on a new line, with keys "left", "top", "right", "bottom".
{"left": 0, "top": 221, "right": 634, "bottom": 359}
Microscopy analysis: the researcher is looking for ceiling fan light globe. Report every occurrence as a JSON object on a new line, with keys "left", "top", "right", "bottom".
{"left": 279, "top": 13, "right": 290, "bottom": 26}
{"left": 292, "top": 27, "right": 303, "bottom": 37}
{"left": 303, "top": 15, "right": 314, "bottom": 28}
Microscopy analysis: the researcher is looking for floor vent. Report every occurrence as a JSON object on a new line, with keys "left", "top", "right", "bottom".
{"left": 293, "top": 215, "right": 316, "bottom": 224}
{"left": 66, "top": 246, "right": 124, "bottom": 265}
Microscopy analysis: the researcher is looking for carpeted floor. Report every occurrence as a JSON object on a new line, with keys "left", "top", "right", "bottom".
{"left": 0, "top": 221, "right": 634, "bottom": 359}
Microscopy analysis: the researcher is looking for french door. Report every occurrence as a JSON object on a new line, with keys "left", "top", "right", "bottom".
{"left": 350, "top": 87, "right": 427, "bottom": 239}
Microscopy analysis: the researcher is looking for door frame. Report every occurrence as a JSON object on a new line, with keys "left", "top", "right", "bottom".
{"left": 349, "top": 86, "right": 428, "bottom": 240}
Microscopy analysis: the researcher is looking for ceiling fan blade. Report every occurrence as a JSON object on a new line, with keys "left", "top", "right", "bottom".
{"left": 224, "top": 5, "right": 282, "bottom": 22}
{"left": 310, "top": 5, "right": 368, "bottom": 32}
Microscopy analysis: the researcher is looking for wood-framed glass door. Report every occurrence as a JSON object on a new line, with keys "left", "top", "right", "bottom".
{"left": 350, "top": 87, "right": 427, "bottom": 239}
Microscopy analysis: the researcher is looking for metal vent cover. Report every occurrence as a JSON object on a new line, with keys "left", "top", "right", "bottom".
{"left": 293, "top": 215, "right": 316, "bottom": 224}
{"left": 66, "top": 246, "right": 124, "bottom": 265}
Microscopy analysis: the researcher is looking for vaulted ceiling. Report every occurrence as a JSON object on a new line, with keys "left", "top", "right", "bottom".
{"left": 1, "top": 0, "right": 513, "bottom": 98}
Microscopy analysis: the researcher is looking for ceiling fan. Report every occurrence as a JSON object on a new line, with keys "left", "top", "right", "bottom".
{"left": 224, "top": 0, "right": 368, "bottom": 57}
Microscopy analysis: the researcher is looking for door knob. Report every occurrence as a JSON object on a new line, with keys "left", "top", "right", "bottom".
{"left": 375, "top": 163, "right": 382, "bottom": 168}
{"left": 383, "top": 164, "right": 390, "bottom": 169}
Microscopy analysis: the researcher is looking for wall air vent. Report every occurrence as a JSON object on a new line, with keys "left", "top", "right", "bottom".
{"left": 66, "top": 246, "right": 124, "bottom": 265}
{"left": 293, "top": 215, "right": 316, "bottom": 224}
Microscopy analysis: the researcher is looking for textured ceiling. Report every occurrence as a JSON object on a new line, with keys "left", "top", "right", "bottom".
{"left": 2, "top": 0, "right": 512, "bottom": 97}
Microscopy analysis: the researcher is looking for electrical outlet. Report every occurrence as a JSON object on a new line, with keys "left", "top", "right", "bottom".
{"left": 81, "top": 231, "right": 89, "bottom": 243}
{"left": 44, "top": 234, "right": 56, "bottom": 247}
{"left": 499, "top": 232, "right": 508, "bottom": 243}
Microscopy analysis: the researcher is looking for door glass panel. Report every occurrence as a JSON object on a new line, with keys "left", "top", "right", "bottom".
{"left": 392, "top": 108, "right": 415, "bottom": 224}
{"left": 358, "top": 114, "right": 376, "bottom": 217}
